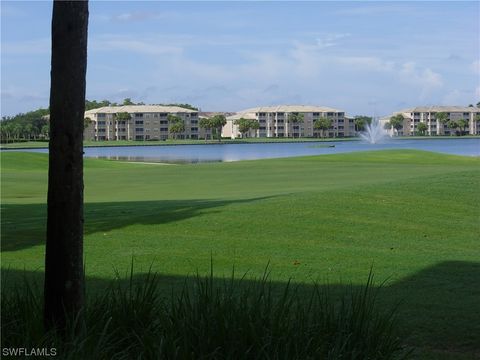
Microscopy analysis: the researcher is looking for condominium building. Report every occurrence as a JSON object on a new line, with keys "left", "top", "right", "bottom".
{"left": 380, "top": 106, "right": 480, "bottom": 136}
{"left": 222, "top": 105, "right": 353, "bottom": 139}
{"left": 84, "top": 105, "right": 203, "bottom": 141}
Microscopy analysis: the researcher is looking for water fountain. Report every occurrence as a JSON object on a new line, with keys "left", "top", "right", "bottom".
{"left": 359, "top": 117, "right": 387, "bottom": 144}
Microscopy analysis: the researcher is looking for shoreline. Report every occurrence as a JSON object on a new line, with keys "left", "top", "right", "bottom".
{"left": 1, "top": 135, "right": 479, "bottom": 150}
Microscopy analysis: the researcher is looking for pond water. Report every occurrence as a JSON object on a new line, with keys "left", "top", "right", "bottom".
{"left": 15, "top": 138, "right": 480, "bottom": 163}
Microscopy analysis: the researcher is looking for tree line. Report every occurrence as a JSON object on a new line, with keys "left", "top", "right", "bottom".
{"left": 386, "top": 111, "right": 479, "bottom": 136}
{"left": 0, "top": 98, "right": 199, "bottom": 142}
{"left": 233, "top": 114, "right": 373, "bottom": 138}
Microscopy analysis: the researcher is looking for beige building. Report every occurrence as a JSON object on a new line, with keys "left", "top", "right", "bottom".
{"left": 84, "top": 105, "right": 204, "bottom": 141}
{"left": 380, "top": 106, "right": 480, "bottom": 136}
{"left": 222, "top": 105, "right": 353, "bottom": 139}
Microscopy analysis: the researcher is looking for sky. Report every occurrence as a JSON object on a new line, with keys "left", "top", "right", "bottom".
{"left": 1, "top": 1, "right": 479, "bottom": 117}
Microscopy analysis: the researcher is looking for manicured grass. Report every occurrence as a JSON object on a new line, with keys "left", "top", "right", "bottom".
{"left": 1, "top": 150, "right": 479, "bottom": 358}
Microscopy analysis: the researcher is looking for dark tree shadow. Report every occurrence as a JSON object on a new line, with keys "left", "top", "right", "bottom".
{"left": 1, "top": 260, "right": 479, "bottom": 357}
{"left": 1, "top": 196, "right": 277, "bottom": 252}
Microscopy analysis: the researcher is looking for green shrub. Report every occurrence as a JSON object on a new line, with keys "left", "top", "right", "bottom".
{"left": 1, "top": 265, "right": 407, "bottom": 359}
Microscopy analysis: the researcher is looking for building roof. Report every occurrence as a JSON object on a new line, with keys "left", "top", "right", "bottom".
{"left": 226, "top": 112, "right": 257, "bottom": 121}
{"left": 85, "top": 105, "right": 198, "bottom": 115}
{"left": 226, "top": 104, "right": 345, "bottom": 121}
{"left": 398, "top": 106, "right": 480, "bottom": 113}
{"left": 238, "top": 105, "right": 343, "bottom": 113}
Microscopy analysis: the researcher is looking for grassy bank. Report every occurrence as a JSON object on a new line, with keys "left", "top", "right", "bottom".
{"left": 1, "top": 135, "right": 479, "bottom": 149}
{"left": 1, "top": 150, "right": 479, "bottom": 358}
{"left": 0, "top": 137, "right": 347, "bottom": 149}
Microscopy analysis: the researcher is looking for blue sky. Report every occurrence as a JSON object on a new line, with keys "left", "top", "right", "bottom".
{"left": 1, "top": 1, "right": 479, "bottom": 117}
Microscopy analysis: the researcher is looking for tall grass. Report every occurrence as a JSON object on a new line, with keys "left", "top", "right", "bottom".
{"left": 1, "top": 265, "right": 407, "bottom": 359}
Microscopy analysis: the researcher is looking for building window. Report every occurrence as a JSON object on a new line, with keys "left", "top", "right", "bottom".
{"left": 135, "top": 128, "right": 144, "bottom": 132}
{"left": 135, "top": 113, "right": 144, "bottom": 117}
{"left": 135, "top": 120, "right": 143, "bottom": 125}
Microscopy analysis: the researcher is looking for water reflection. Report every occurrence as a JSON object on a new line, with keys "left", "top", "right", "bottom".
{"left": 9, "top": 138, "right": 480, "bottom": 164}
{"left": 95, "top": 155, "right": 221, "bottom": 164}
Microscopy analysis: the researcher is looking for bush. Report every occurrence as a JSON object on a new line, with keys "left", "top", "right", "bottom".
{"left": 1, "top": 266, "right": 407, "bottom": 359}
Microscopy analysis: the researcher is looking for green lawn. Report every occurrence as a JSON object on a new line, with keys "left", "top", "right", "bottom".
{"left": 1, "top": 150, "right": 479, "bottom": 358}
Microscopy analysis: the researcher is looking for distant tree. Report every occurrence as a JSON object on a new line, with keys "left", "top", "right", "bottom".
{"left": 456, "top": 119, "right": 468, "bottom": 136}
{"left": 160, "top": 103, "right": 199, "bottom": 111}
{"left": 234, "top": 118, "right": 259, "bottom": 138}
{"left": 434, "top": 112, "right": 449, "bottom": 134}
{"left": 314, "top": 117, "right": 332, "bottom": 138}
{"left": 41, "top": 124, "right": 50, "bottom": 139}
{"left": 122, "top": 98, "right": 134, "bottom": 106}
{"left": 468, "top": 104, "right": 474, "bottom": 107}
{"left": 12, "top": 123, "right": 24, "bottom": 140}
{"left": 435, "top": 112, "right": 448, "bottom": 125}
{"left": 354, "top": 116, "right": 372, "bottom": 132}
{"left": 446, "top": 120, "right": 458, "bottom": 135}
{"left": 199, "top": 117, "right": 213, "bottom": 142}
{"left": 6, "top": 123, "right": 16, "bottom": 141}
{"left": 84, "top": 117, "right": 93, "bottom": 130}
{"left": 287, "top": 113, "right": 304, "bottom": 138}
{"left": 210, "top": 114, "right": 227, "bottom": 142}
{"left": 169, "top": 122, "right": 185, "bottom": 139}
{"left": 389, "top": 114, "right": 404, "bottom": 135}
{"left": 85, "top": 99, "right": 110, "bottom": 110}
{"left": 44, "top": 0, "right": 89, "bottom": 332}
{"left": 115, "top": 112, "right": 131, "bottom": 122}
{"left": 1, "top": 122, "right": 12, "bottom": 142}
{"left": 417, "top": 122, "right": 428, "bottom": 136}
{"left": 384, "top": 122, "right": 392, "bottom": 130}
{"left": 477, "top": 102, "right": 480, "bottom": 108}
{"left": 167, "top": 114, "right": 184, "bottom": 139}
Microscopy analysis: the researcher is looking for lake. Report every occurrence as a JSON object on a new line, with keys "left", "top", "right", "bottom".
{"left": 14, "top": 138, "right": 480, "bottom": 163}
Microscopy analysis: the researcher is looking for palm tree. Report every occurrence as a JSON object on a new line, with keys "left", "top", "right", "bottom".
{"left": 199, "top": 117, "right": 213, "bottom": 142}
{"left": 234, "top": 118, "right": 258, "bottom": 138}
{"left": 210, "top": 114, "right": 227, "bottom": 142}
{"left": 452, "top": 119, "right": 468, "bottom": 136}
{"left": 44, "top": 0, "right": 89, "bottom": 331}
{"left": 417, "top": 122, "right": 428, "bottom": 136}
{"left": 167, "top": 114, "right": 184, "bottom": 139}
{"left": 389, "top": 114, "right": 404, "bottom": 136}
{"left": 435, "top": 112, "right": 449, "bottom": 135}
{"left": 287, "top": 113, "right": 304, "bottom": 138}
{"left": 314, "top": 117, "right": 332, "bottom": 138}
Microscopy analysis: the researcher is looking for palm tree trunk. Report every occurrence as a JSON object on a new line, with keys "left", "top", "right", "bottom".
{"left": 44, "top": 0, "right": 88, "bottom": 332}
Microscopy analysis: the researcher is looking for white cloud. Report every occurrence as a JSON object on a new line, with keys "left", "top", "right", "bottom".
{"left": 471, "top": 60, "right": 480, "bottom": 74}
{"left": 90, "top": 35, "right": 183, "bottom": 55}
{"left": 398, "top": 62, "right": 443, "bottom": 99}
{"left": 336, "top": 56, "right": 394, "bottom": 72}
{"left": 2, "top": 38, "right": 50, "bottom": 55}
{"left": 315, "top": 33, "right": 351, "bottom": 49}
{"left": 442, "top": 89, "right": 462, "bottom": 105}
